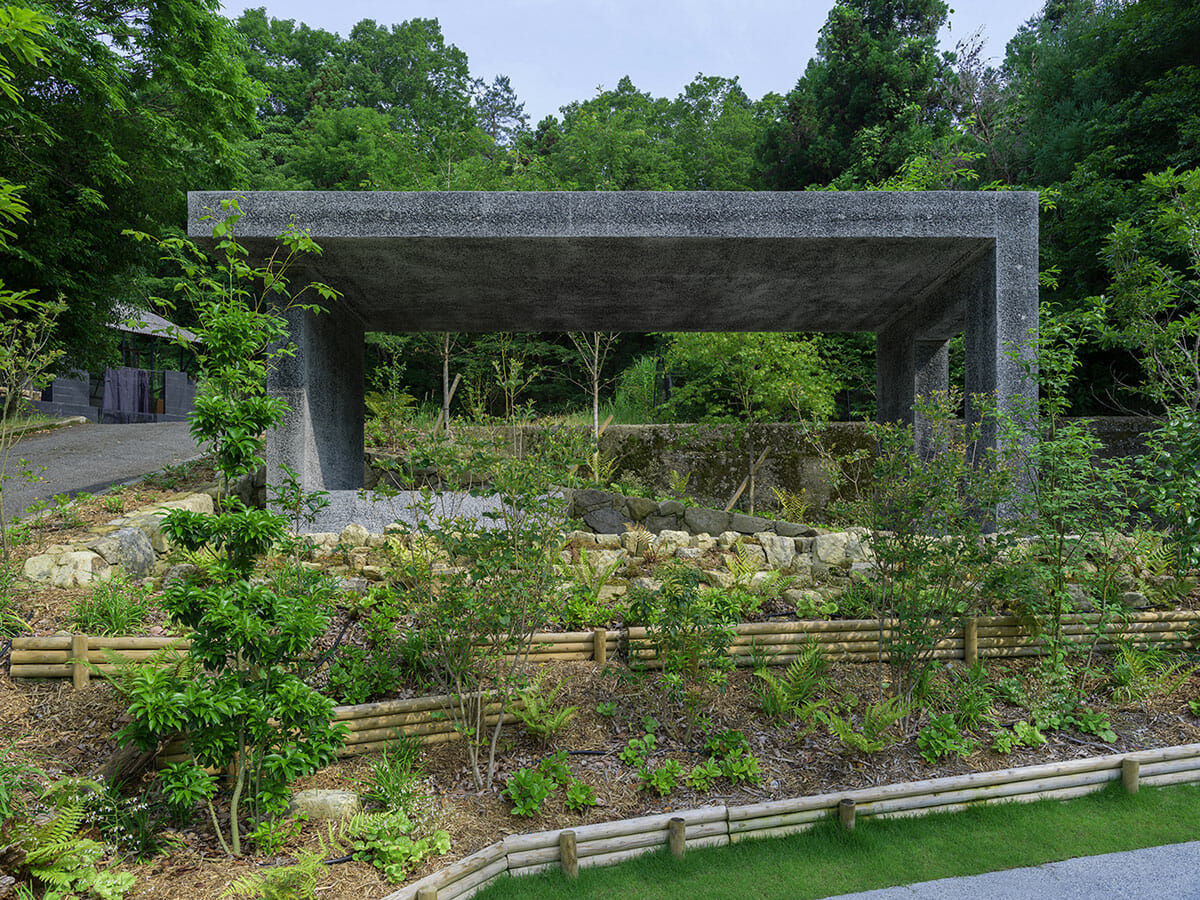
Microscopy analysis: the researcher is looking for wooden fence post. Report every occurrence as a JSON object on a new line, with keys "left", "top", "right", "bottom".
{"left": 1122, "top": 758, "right": 1140, "bottom": 794}
{"left": 964, "top": 618, "right": 978, "bottom": 666}
{"left": 559, "top": 830, "right": 578, "bottom": 878}
{"left": 668, "top": 817, "right": 686, "bottom": 860}
{"left": 416, "top": 887, "right": 438, "bottom": 900}
{"left": 593, "top": 628, "right": 607, "bottom": 666}
{"left": 71, "top": 634, "right": 90, "bottom": 689}
{"left": 838, "top": 798, "right": 856, "bottom": 831}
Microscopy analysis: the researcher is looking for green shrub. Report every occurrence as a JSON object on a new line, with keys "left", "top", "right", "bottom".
{"left": 918, "top": 713, "right": 978, "bottom": 764}
{"left": 503, "top": 768, "right": 556, "bottom": 817}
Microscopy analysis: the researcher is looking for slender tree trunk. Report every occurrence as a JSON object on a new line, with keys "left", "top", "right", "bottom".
{"left": 442, "top": 334, "right": 451, "bottom": 437}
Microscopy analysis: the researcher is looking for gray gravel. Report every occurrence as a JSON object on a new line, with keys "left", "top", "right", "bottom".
{"left": 4, "top": 421, "right": 201, "bottom": 518}
{"left": 817, "top": 841, "right": 1200, "bottom": 900}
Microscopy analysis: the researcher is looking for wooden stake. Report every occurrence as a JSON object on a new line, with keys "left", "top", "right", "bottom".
{"left": 668, "top": 816, "right": 686, "bottom": 859}
{"left": 724, "top": 448, "right": 770, "bottom": 512}
{"left": 838, "top": 798, "right": 856, "bottom": 831}
{"left": 1122, "top": 758, "right": 1140, "bottom": 794}
{"left": 559, "top": 830, "right": 578, "bottom": 878}
{"left": 593, "top": 628, "right": 607, "bottom": 666}
{"left": 71, "top": 634, "right": 89, "bottom": 689}
{"left": 416, "top": 887, "right": 438, "bottom": 900}
{"left": 964, "top": 618, "right": 979, "bottom": 666}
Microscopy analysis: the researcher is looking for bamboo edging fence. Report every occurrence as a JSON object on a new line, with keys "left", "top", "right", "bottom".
{"left": 12, "top": 611, "right": 1198, "bottom": 689}
{"left": 385, "top": 742, "right": 1200, "bottom": 900}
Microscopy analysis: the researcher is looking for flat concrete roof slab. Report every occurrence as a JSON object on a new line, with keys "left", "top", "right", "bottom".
{"left": 188, "top": 191, "right": 1033, "bottom": 335}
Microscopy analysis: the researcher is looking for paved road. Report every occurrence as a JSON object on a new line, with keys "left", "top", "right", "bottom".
{"left": 819, "top": 841, "right": 1200, "bottom": 899}
{"left": 3, "top": 421, "right": 201, "bottom": 518}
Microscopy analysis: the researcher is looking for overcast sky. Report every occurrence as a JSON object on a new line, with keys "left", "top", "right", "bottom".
{"left": 220, "top": 0, "right": 1047, "bottom": 125}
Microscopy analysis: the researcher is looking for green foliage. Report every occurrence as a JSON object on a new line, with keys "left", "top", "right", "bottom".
{"left": 8, "top": 782, "right": 136, "bottom": 900}
{"left": 364, "top": 738, "right": 426, "bottom": 818}
{"left": 1072, "top": 710, "right": 1117, "bottom": 744}
{"left": 537, "top": 751, "right": 573, "bottom": 787}
{"left": 246, "top": 817, "right": 302, "bottom": 856}
{"left": 991, "top": 721, "right": 1046, "bottom": 755}
{"left": 394, "top": 427, "right": 586, "bottom": 792}
{"left": 860, "top": 392, "right": 1012, "bottom": 703}
{"left": 819, "top": 695, "right": 908, "bottom": 755}
{"left": 630, "top": 563, "right": 736, "bottom": 741}
{"left": 660, "top": 332, "right": 837, "bottom": 424}
{"left": 595, "top": 701, "right": 617, "bottom": 718}
{"left": 86, "top": 778, "right": 179, "bottom": 861}
{"left": 564, "top": 780, "right": 598, "bottom": 813}
{"left": 2, "top": 0, "right": 256, "bottom": 374}
{"left": 0, "top": 297, "right": 65, "bottom": 564}
{"left": 637, "top": 759, "right": 683, "bottom": 797}
{"left": 116, "top": 211, "right": 345, "bottom": 857}
{"left": 619, "top": 733, "right": 657, "bottom": 768}
{"left": 344, "top": 810, "right": 450, "bottom": 882}
{"left": 612, "top": 355, "right": 660, "bottom": 423}
{"left": 685, "top": 757, "right": 723, "bottom": 792}
{"left": 67, "top": 576, "right": 154, "bottom": 636}
{"left": 221, "top": 849, "right": 326, "bottom": 900}
{"left": 757, "top": 0, "right": 952, "bottom": 189}
{"left": 326, "top": 645, "right": 406, "bottom": 707}
{"left": 1108, "top": 643, "right": 1199, "bottom": 704}
{"left": 503, "top": 767, "right": 556, "bottom": 817}
{"left": 0, "top": 740, "right": 41, "bottom": 819}
{"left": 917, "top": 713, "right": 977, "bottom": 764}
{"left": 558, "top": 545, "right": 623, "bottom": 629}
{"left": 947, "top": 664, "right": 997, "bottom": 732}
{"left": 511, "top": 681, "right": 576, "bottom": 744}
{"left": 753, "top": 642, "right": 829, "bottom": 723}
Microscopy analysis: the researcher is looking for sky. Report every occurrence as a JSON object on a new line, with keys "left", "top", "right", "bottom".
{"left": 219, "top": 0, "right": 1048, "bottom": 125}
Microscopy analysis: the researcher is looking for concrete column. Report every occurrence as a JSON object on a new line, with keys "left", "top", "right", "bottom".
{"left": 964, "top": 199, "right": 1039, "bottom": 460}
{"left": 876, "top": 327, "right": 950, "bottom": 458}
{"left": 876, "top": 323, "right": 916, "bottom": 428}
{"left": 914, "top": 338, "right": 950, "bottom": 459}
{"left": 266, "top": 301, "right": 364, "bottom": 494}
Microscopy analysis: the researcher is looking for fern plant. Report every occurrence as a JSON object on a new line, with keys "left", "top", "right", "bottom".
{"left": 819, "top": 695, "right": 909, "bottom": 754}
{"left": 512, "top": 677, "right": 578, "bottom": 742}
{"left": 222, "top": 850, "right": 326, "bottom": 900}
{"left": 1109, "top": 642, "right": 1200, "bottom": 702}
{"left": 9, "top": 783, "right": 136, "bottom": 900}
{"left": 753, "top": 642, "right": 829, "bottom": 723}
{"left": 771, "top": 486, "right": 810, "bottom": 523}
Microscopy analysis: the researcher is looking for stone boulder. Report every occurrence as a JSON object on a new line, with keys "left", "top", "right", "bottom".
{"left": 624, "top": 495, "right": 659, "bottom": 521}
{"left": 731, "top": 513, "right": 771, "bottom": 535}
{"left": 755, "top": 532, "right": 797, "bottom": 573}
{"left": 339, "top": 523, "right": 371, "bottom": 548}
{"left": 51, "top": 551, "right": 112, "bottom": 588}
{"left": 653, "top": 530, "right": 691, "bottom": 556}
{"left": 684, "top": 507, "right": 732, "bottom": 536}
{"left": 87, "top": 527, "right": 155, "bottom": 576}
{"left": 288, "top": 789, "right": 360, "bottom": 820}
{"left": 584, "top": 507, "right": 627, "bottom": 535}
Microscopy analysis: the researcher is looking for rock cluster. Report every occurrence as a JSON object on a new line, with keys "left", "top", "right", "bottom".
{"left": 20, "top": 493, "right": 214, "bottom": 587}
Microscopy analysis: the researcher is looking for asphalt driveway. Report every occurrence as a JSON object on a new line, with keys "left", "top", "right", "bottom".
{"left": 3, "top": 421, "right": 202, "bottom": 518}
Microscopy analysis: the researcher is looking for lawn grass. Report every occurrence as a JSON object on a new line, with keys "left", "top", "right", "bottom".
{"left": 475, "top": 783, "right": 1200, "bottom": 899}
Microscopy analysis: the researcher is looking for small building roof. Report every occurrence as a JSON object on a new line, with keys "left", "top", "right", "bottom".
{"left": 112, "top": 305, "right": 200, "bottom": 344}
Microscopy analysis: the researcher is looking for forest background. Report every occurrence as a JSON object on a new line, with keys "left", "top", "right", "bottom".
{"left": 1, "top": 0, "right": 1197, "bottom": 426}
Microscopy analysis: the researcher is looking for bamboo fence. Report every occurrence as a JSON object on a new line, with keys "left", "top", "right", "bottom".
{"left": 12, "top": 611, "right": 1197, "bottom": 689}
{"left": 384, "top": 742, "right": 1200, "bottom": 900}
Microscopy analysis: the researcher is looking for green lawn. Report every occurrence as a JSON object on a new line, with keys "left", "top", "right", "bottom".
{"left": 475, "top": 783, "right": 1200, "bottom": 900}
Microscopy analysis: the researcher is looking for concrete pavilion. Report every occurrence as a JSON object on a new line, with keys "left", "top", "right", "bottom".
{"left": 187, "top": 190, "right": 1038, "bottom": 521}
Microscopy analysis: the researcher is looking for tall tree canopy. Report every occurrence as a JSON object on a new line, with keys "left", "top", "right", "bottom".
{"left": 757, "top": 0, "right": 953, "bottom": 189}
{"left": 0, "top": 0, "right": 256, "bottom": 371}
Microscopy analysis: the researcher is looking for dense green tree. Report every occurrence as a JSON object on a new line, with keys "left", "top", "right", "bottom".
{"left": 0, "top": 0, "right": 257, "bottom": 372}
{"left": 473, "top": 74, "right": 529, "bottom": 146}
{"left": 758, "top": 0, "right": 952, "bottom": 189}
